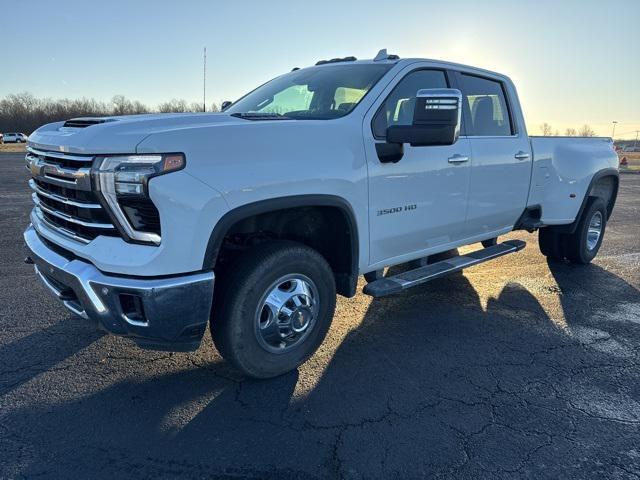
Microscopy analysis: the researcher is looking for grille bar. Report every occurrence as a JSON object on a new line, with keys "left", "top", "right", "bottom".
{"left": 33, "top": 195, "right": 113, "bottom": 229}
{"left": 29, "top": 179, "right": 102, "bottom": 209}
{"left": 27, "top": 147, "right": 119, "bottom": 243}
{"left": 26, "top": 153, "right": 93, "bottom": 191}
{"left": 33, "top": 208, "right": 91, "bottom": 244}
{"left": 27, "top": 146, "right": 94, "bottom": 162}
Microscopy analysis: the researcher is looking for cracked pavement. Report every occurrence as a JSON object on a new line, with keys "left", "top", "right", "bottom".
{"left": 1, "top": 152, "right": 639, "bottom": 479}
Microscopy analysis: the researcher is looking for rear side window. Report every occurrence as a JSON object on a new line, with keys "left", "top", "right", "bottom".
{"left": 372, "top": 69, "right": 448, "bottom": 138}
{"left": 459, "top": 74, "right": 512, "bottom": 136}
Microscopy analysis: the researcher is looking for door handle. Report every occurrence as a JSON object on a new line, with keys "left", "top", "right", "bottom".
{"left": 448, "top": 154, "right": 469, "bottom": 164}
{"left": 514, "top": 151, "right": 530, "bottom": 160}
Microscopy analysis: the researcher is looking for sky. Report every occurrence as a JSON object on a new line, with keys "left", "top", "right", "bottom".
{"left": 1, "top": 0, "right": 639, "bottom": 138}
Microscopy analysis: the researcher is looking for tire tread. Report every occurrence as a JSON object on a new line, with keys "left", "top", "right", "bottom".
{"left": 211, "top": 240, "right": 336, "bottom": 378}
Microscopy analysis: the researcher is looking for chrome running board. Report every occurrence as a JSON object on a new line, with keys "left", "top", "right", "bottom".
{"left": 363, "top": 240, "right": 526, "bottom": 298}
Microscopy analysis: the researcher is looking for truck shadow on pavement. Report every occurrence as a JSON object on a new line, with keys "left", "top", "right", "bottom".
{"left": 2, "top": 258, "right": 640, "bottom": 479}
{"left": 0, "top": 315, "right": 103, "bottom": 397}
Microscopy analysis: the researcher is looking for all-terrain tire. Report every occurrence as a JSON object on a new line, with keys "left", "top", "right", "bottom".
{"left": 211, "top": 241, "right": 336, "bottom": 379}
{"left": 539, "top": 227, "right": 565, "bottom": 261}
{"left": 564, "top": 198, "right": 607, "bottom": 264}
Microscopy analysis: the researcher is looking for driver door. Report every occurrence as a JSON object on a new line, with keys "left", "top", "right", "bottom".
{"left": 363, "top": 67, "right": 472, "bottom": 267}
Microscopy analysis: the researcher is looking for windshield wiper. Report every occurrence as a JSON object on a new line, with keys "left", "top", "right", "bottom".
{"left": 230, "top": 112, "right": 291, "bottom": 120}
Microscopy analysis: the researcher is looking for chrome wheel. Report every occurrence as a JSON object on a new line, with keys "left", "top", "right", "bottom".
{"left": 586, "top": 211, "right": 603, "bottom": 251}
{"left": 255, "top": 274, "right": 319, "bottom": 353}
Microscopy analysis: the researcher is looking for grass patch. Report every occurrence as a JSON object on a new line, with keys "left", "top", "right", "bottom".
{"left": 0, "top": 143, "right": 26, "bottom": 153}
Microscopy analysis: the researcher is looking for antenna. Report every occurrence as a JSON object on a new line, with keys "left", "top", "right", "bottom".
{"left": 373, "top": 48, "right": 399, "bottom": 61}
{"left": 373, "top": 49, "right": 388, "bottom": 61}
{"left": 203, "top": 46, "right": 207, "bottom": 112}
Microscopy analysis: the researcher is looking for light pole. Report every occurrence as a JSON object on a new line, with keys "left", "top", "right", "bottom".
{"left": 203, "top": 46, "right": 207, "bottom": 112}
{"left": 634, "top": 131, "right": 639, "bottom": 150}
{"left": 611, "top": 121, "right": 618, "bottom": 138}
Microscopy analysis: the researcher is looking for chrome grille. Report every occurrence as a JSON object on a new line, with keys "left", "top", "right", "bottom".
{"left": 26, "top": 147, "right": 119, "bottom": 243}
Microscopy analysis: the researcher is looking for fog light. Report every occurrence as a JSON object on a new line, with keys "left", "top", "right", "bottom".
{"left": 119, "top": 293, "right": 147, "bottom": 326}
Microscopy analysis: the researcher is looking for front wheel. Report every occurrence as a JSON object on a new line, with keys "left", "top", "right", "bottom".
{"left": 211, "top": 241, "right": 336, "bottom": 379}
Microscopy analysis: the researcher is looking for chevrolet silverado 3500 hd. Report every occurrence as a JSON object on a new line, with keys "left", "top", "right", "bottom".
{"left": 24, "top": 50, "right": 618, "bottom": 378}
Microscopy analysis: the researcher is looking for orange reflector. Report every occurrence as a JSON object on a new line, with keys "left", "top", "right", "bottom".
{"left": 163, "top": 154, "right": 185, "bottom": 172}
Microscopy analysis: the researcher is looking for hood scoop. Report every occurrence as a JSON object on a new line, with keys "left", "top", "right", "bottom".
{"left": 63, "top": 118, "right": 117, "bottom": 129}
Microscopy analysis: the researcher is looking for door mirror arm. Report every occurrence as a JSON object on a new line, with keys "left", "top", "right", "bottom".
{"left": 376, "top": 142, "right": 404, "bottom": 163}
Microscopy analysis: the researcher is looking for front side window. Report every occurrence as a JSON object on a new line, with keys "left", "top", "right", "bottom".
{"left": 227, "top": 64, "right": 392, "bottom": 120}
{"left": 459, "top": 74, "right": 512, "bottom": 136}
{"left": 372, "top": 69, "right": 448, "bottom": 138}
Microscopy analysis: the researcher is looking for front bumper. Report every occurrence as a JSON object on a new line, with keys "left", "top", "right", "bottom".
{"left": 24, "top": 224, "right": 215, "bottom": 351}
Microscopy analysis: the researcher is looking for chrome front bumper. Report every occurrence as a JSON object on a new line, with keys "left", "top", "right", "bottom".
{"left": 24, "top": 224, "right": 215, "bottom": 351}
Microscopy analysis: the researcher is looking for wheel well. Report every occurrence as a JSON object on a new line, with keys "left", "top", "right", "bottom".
{"left": 588, "top": 174, "right": 618, "bottom": 219}
{"left": 548, "top": 170, "right": 618, "bottom": 234}
{"left": 208, "top": 204, "right": 358, "bottom": 297}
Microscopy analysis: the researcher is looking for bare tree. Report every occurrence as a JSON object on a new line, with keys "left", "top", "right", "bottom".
{"left": 131, "top": 100, "right": 150, "bottom": 115}
{"left": 565, "top": 128, "right": 577, "bottom": 136}
{"left": 540, "top": 123, "right": 554, "bottom": 136}
{"left": 111, "top": 95, "right": 149, "bottom": 115}
{"left": 1, "top": 92, "right": 222, "bottom": 134}
{"left": 188, "top": 102, "right": 204, "bottom": 113}
{"left": 578, "top": 124, "right": 596, "bottom": 137}
{"left": 0, "top": 92, "right": 113, "bottom": 133}
{"left": 157, "top": 99, "right": 189, "bottom": 113}
{"left": 111, "top": 95, "right": 132, "bottom": 115}
{"left": 157, "top": 99, "right": 209, "bottom": 113}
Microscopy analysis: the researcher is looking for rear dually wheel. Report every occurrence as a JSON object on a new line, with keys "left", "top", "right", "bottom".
{"left": 538, "top": 198, "right": 607, "bottom": 265}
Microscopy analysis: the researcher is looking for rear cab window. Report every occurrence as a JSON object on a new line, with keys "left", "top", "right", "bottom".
{"left": 457, "top": 73, "right": 513, "bottom": 136}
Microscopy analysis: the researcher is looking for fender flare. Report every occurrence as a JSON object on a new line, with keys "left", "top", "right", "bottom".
{"left": 555, "top": 168, "right": 619, "bottom": 234}
{"left": 202, "top": 194, "right": 360, "bottom": 292}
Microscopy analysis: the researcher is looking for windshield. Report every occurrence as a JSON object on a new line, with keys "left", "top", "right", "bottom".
{"left": 226, "top": 63, "right": 392, "bottom": 120}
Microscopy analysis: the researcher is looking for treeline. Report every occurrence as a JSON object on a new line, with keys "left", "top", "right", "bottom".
{"left": 539, "top": 122, "right": 597, "bottom": 137}
{"left": 0, "top": 92, "right": 219, "bottom": 134}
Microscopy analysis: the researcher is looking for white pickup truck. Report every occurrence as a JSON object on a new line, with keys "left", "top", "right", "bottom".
{"left": 24, "top": 50, "right": 618, "bottom": 378}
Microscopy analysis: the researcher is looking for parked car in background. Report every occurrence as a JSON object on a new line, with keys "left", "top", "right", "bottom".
{"left": 3, "top": 132, "right": 28, "bottom": 143}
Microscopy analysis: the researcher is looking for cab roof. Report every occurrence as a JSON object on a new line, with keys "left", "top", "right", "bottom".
{"left": 308, "top": 50, "right": 510, "bottom": 83}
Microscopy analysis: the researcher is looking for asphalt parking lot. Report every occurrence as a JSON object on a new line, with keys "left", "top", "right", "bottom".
{"left": 1, "top": 151, "right": 639, "bottom": 479}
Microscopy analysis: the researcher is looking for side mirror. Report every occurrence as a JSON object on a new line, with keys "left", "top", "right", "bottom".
{"left": 221, "top": 100, "right": 232, "bottom": 111}
{"left": 386, "top": 88, "right": 462, "bottom": 147}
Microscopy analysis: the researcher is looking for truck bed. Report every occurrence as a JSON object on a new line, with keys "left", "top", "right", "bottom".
{"left": 527, "top": 136, "right": 617, "bottom": 225}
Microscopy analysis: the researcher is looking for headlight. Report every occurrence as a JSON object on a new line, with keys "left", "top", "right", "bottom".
{"left": 94, "top": 153, "right": 185, "bottom": 245}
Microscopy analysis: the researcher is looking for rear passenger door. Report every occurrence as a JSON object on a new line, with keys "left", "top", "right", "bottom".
{"left": 454, "top": 72, "right": 532, "bottom": 237}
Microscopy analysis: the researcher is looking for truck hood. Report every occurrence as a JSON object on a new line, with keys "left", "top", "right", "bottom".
{"left": 28, "top": 113, "right": 246, "bottom": 154}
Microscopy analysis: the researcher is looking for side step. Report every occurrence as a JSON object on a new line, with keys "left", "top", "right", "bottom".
{"left": 363, "top": 239, "right": 526, "bottom": 298}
